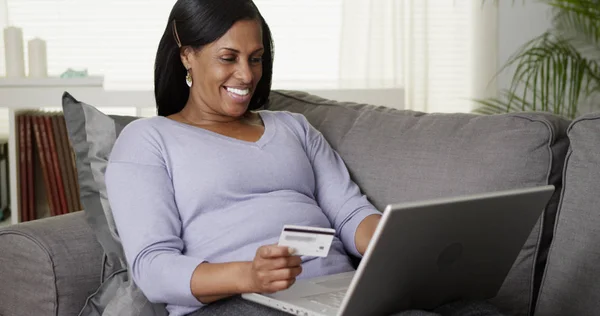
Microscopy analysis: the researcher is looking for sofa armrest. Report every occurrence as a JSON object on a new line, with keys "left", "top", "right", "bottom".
{"left": 0, "top": 211, "right": 103, "bottom": 316}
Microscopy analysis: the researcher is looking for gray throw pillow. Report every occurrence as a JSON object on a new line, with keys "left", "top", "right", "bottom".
{"left": 62, "top": 92, "right": 166, "bottom": 316}
{"left": 535, "top": 113, "right": 600, "bottom": 315}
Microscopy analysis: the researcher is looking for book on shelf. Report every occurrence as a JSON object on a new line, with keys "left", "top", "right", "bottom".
{"left": 16, "top": 110, "right": 81, "bottom": 222}
{"left": 0, "top": 142, "right": 8, "bottom": 221}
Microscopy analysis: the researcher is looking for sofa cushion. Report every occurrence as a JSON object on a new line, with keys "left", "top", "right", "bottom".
{"left": 62, "top": 92, "right": 166, "bottom": 316}
{"left": 535, "top": 113, "right": 600, "bottom": 316}
{"left": 268, "top": 90, "right": 570, "bottom": 316}
{"left": 0, "top": 212, "right": 103, "bottom": 316}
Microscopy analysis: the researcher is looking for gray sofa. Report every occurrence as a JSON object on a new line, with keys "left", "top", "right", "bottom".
{"left": 0, "top": 90, "right": 598, "bottom": 316}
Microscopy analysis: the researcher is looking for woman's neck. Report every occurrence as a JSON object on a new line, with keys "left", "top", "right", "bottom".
{"left": 176, "top": 106, "right": 256, "bottom": 127}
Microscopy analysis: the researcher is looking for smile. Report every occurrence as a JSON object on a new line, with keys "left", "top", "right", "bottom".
{"left": 225, "top": 87, "right": 250, "bottom": 96}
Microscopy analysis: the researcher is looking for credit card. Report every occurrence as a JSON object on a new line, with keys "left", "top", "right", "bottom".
{"left": 278, "top": 225, "right": 336, "bottom": 257}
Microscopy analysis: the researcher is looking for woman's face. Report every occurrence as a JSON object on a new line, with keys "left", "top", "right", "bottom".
{"left": 183, "top": 19, "right": 264, "bottom": 118}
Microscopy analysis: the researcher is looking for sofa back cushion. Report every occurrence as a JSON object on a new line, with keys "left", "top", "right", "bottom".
{"left": 62, "top": 92, "right": 166, "bottom": 316}
{"left": 268, "top": 90, "right": 570, "bottom": 316}
{"left": 535, "top": 113, "right": 600, "bottom": 316}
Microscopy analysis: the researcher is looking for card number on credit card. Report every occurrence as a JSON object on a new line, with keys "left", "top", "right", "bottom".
{"left": 278, "top": 225, "right": 336, "bottom": 257}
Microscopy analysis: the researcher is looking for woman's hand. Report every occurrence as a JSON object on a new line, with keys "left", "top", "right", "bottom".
{"left": 244, "top": 244, "right": 303, "bottom": 294}
{"left": 190, "top": 245, "right": 302, "bottom": 303}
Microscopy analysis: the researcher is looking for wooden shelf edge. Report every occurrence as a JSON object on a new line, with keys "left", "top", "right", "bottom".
{"left": 0, "top": 76, "right": 105, "bottom": 88}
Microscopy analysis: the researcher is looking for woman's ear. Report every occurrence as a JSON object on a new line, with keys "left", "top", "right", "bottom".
{"left": 180, "top": 47, "right": 194, "bottom": 69}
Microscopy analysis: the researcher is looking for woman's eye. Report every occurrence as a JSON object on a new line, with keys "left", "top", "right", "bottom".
{"left": 221, "top": 57, "right": 236, "bottom": 62}
{"left": 250, "top": 57, "right": 263, "bottom": 64}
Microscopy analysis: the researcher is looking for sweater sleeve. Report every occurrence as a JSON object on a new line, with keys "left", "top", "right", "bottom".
{"left": 294, "top": 114, "right": 381, "bottom": 257}
{"left": 105, "top": 120, "right": 205, "bottom": 307}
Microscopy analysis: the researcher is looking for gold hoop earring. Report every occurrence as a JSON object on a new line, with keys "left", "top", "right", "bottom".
{"left": 186, "top": 69, "right": 192, "bottom": 87}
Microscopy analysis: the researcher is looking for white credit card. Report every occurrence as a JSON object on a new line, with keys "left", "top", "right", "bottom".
{"left": 278, "top": 225, "right": 336, "bottom": 257}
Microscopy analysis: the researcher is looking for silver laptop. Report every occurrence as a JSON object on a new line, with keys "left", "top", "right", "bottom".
{"left": 242, "top": 185, "right": 555, "bottom": 316}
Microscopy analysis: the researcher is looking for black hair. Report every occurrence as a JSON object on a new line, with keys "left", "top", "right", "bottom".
{"left": 154, "top": 0, "right": 274, "bottom": 116}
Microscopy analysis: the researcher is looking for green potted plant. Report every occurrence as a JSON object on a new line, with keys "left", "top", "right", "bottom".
{"left": 474, "top": 0, "right": 600, "bottom": 119}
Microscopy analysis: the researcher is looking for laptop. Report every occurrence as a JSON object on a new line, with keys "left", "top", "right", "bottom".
{"left": 242, "top": 185, "right": 555, "bottom": 316}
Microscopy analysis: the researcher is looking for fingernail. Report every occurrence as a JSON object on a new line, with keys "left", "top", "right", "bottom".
{"left": 288, "top": 247, "right": 296, "bottom": 255}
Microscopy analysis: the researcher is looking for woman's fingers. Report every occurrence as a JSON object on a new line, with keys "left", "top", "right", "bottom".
{"left": 265, "top": 267, "right": 302, "bottom": 292}
{"left": 267, "top": 266, "right": 303, "bottom": 283}
{"left": 268, "top": 279, "right": 297, "bottom": 293}
{"left": 252, "top": 244, "right": 303, "bottom": 293}
{"left": 258, "top": 245, "right": 295, "bottom": 259}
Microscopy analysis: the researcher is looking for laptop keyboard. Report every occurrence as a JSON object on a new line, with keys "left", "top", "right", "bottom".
{"left": 305, "top": 290, "right": 347, "bottom": 308}
{"left": 315, "top": 276, "right": 353, "bottom": 289}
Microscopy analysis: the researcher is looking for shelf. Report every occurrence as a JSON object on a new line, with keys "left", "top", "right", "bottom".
{"left": 0, "top": 76, "right": 109, "bottom": 109}
{"left": 0, "top": 76, "right": 104, "bottom": 88}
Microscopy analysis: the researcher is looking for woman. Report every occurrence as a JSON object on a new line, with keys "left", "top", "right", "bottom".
{"left": 105, "top": 1, "right": 504, "bottom": 315}
{"left": 107, "top": 0, "right": 379, "bottom": 315}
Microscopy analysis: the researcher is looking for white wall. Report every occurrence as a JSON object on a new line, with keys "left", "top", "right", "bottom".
{"left": 496, "top": 1, "right": 553, "bottom": 92}
{"left": 0, "top": 1, "right": 7, "bottom": 27}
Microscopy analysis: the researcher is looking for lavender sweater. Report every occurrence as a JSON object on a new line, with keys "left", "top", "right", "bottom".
{"left": 105, "top": 110, "right": 379, "bottom": 315}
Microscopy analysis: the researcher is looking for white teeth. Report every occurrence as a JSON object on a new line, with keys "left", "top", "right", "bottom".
{"left": 226, "top": 87, "right": 249, "bottom": 96}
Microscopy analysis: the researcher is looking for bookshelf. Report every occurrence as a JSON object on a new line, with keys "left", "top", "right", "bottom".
{"left": 0, "top": 77, "right": 156, "bottom": 225}
{"left": 1, "top": 79, "right": 403, "bottom": 225}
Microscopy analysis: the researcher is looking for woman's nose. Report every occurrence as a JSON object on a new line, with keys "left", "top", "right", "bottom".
{"left": 235, "top": 61, "right": 253, "bottom": 83}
